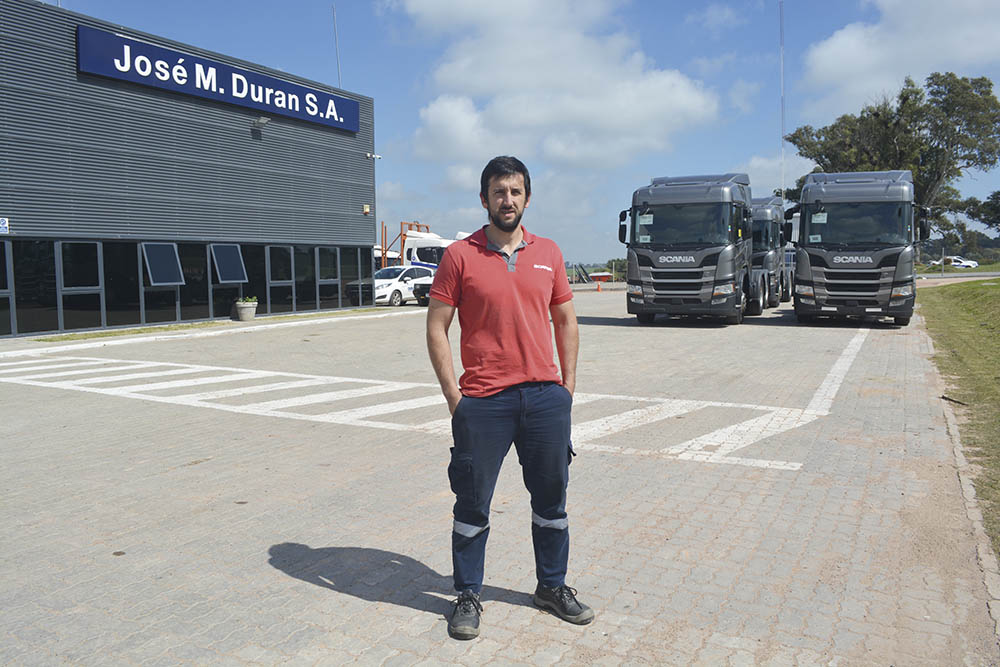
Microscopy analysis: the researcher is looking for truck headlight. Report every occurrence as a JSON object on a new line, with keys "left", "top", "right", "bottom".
{"left": 891, "top": 285, "right": 913, "bottom": 298}
{"left": 795, "top": 283, "right": 814, "bottom": 298}
{"left": 627, "top": 283, "right": 643, "bottom": 296}
{"left": 712, "top": 282, "right": 735, "bottom": 297}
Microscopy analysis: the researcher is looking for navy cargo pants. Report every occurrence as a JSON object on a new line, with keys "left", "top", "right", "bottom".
{"left": 448, "top": 381, "right": 574, "bottom": 594}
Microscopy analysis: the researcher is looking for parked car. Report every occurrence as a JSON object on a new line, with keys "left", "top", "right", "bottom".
{"left": 929, "top": 255, "right": 979, "bottom": 268}
{"left": 374, "top": 265, "right": 434, "bottom": 306}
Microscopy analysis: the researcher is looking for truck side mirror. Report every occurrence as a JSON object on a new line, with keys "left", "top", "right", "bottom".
{"left": 618, "top": 210, "right": 628, "bottom": 244}
{"left": 782, "top": 222, "right": 794, "bottom": 244}
{"left": 918, "top": 218, "right": 930, "bottom": 241}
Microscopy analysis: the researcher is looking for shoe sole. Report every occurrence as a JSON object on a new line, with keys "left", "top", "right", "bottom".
{"left": 447, "top": 624, "right": 480, "bottom": 640}
{"left": 532, "top": 595, "right": 595, "bottom": 625}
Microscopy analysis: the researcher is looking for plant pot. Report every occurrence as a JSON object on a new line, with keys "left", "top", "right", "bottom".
{"left": 234, "top": 302, "right": 257, "bottom": 322}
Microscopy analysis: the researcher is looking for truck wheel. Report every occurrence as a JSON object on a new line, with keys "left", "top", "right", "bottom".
{"left": 747, "top": 278, "right": 765, "bottom": 316}
{"left": 894, "top": 316, "right": 911, "bottom": 326}
{"left": 636, "top": 313, "right": 655, "bottom": 325}
{"left": 389, "top": 290, "right": 403, "bottom": 306}
{"left": 767, "top": 280, "right": 780, "bottom": 307}
{"left": 780, "top": 278, "right": 791, "bottom": 302}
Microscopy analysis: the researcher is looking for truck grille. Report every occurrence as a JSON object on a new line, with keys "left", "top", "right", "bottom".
{"left": 652, "top": 281, "right": 703, "bottom": 292}
{"left": 650, "top": 270, "right": 703, "bottom": 280}
{"left": 825, "top": 282, "right": 880, "bottom": 293}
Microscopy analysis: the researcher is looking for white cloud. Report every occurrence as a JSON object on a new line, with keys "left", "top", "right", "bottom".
{"left": 402, "top": 1, "right": 718, "bottom": 169}
{"left": 800, "top": 0, "right": 1000, "bottom": 121}
{"left": 735, "top": 152, "right": 817, "bottom": 198}
{"left": 684, "top": 3, "right": 746, "bottom": 34}
{"left": 730, "top": 79, "right": 761, "bottom": 114}
{"left": 691, "top": 53, "right": 737, "bottom": 77}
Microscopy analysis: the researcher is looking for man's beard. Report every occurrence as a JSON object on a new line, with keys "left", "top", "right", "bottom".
{"left": 489, "top": 208, "right": 523, "bottom": 233}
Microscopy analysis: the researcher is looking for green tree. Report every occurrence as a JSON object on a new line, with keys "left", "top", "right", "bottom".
{"left": 784, "top": 73, "right": 1000, "bottom": 222}
{"left": 964, "top": 190, "right": 1000, "bottom": 234}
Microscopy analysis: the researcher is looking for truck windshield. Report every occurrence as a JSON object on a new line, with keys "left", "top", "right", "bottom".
{"left": 632, "top": 203, "right": 730, "bottom": 246}
{"left": 751, "top": 219, "right": 771, "bottom": 249}
{"left": 802, "top": 202, "right": 911, "bottom": 246}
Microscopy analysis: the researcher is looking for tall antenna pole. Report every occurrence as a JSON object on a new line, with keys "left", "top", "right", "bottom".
{"left": 779, "top": 0, "right": 786, "bottom": 200}
{"left": 332, "top": 5, "right": 343, "bottom": 89}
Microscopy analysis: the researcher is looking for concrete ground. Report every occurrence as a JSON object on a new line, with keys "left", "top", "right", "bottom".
{"left": 1, "top": 292, "right": 997, "bottom": 665}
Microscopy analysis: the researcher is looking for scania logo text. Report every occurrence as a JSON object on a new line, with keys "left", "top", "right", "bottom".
{"left": 832, "top": 256, "right": 874, "bottom": 264}
{"left": 659, "top": 255, "right": 695, "bottom": 263}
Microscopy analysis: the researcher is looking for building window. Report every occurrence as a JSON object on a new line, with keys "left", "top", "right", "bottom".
{"left": 141, "top": 243, "right": 185, "bottom": 286}
{"left": 103, "top": 242, "right": 141, "bottom": 327}
{"left": 58, "top": 241, "right": 103, "bottom": 331}
{"left": 318, "top": 247, "right": 340, "bottom": 310}
{"left": 267, "top": 245, "right": 294, "bottom": 314}
{"left": 0, "top": 241, "right": 11, "bottom": 336}
{"left": 12, "top": 240, "right": 57, "bottom": 334}
{"left": 210, "top": 244, "right": 248, "bottom": 283}
{"left": 178, "top": 243, "right": 209, "bottom": 321}
{"left": 295, "top": 246, "right": 317, "bottom": 311}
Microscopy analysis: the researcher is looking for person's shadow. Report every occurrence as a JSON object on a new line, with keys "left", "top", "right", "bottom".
{"left": 267, "top": 543, "right": 532, "bottom": 617}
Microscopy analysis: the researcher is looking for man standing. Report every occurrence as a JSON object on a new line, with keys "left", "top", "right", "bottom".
{"left": 426, "top": 156, "right": 593, "bottom": 640}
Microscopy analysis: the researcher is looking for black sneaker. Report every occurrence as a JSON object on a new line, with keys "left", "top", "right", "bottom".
{"left": 533, "top": 584, "right": 595, "bottom": 624}
{"left": 448, "top": 590, "right": 482, "bottom": 640}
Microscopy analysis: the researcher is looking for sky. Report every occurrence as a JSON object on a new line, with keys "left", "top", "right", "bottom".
{"left": 49, "top": 0, "right": 1000, "bottom": 262}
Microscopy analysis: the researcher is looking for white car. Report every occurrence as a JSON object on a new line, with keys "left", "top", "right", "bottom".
{"left": 930, "top": 255, "right": 979, "bottom": 268}
{"left": 373, "top": 266, "right": 435, "bottom": 306}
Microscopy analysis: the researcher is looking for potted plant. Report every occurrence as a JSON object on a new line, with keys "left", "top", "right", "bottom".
{"left": 234, "top": 295, "right": 258, "bottom": 321}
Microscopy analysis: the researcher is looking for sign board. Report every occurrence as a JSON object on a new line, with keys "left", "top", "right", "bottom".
{"left": 0, "top": 218, "right": 8, "bottom": 234}
{"left": 76, "top": 26, "right": 360, "bottom": 133}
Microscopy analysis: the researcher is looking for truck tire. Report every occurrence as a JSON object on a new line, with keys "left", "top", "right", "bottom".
{"left": 636, "top": 313, "right": 655, "bottom": 325}
{"left": 780, "top": 278, "right": 791, "bottom": 302}
{"left": 389, "top": 290, "right": 403, "bottom": 307}
{"left": 894, "top": 316, "right": 911, "bottom": 326}
{"left": 747, "top": 278, "right": 765, "bottom": 316}
{"left": 767, "top": 280, "right": 780, "bottom": 308}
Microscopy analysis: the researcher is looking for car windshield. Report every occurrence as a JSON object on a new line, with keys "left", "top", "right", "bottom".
{"left": 374, "top": 267, "right": 405, "bottom": 280}
{"left": 801, "top": 202, "right": 911, "bottom": 247}
{"left": 632, "top": 203, "right": 730, "bottom": 246}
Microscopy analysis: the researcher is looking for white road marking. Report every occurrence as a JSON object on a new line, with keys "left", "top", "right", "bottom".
{"left": 0, "top": 327, "right": 871, "bottom": 471}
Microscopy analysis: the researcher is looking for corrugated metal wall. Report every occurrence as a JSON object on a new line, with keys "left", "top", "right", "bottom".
{"left": 0, "top": 0, "right": 377, "bottom": 246}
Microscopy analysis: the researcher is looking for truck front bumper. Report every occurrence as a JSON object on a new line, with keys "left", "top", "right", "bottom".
{"left": 793, "top": 294, "right": 915, "bottom": 318}
{"left": 627, "top": 293, "right": 740, "bottom": 317}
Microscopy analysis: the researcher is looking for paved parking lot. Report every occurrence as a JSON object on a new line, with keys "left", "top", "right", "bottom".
{"left": 1, "top": 292, "right": 997, "bottom": 664}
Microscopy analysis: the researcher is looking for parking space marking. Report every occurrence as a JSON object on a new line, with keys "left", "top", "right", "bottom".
{"left": 0, "top": 330, "right": 870, "bottom": 471}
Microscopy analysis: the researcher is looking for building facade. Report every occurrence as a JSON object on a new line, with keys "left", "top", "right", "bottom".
{"left": 0, "top": 0, "right": 377, "bottom": 337}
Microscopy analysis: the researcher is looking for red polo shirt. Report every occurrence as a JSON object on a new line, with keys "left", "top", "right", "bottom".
{"left": 429, "top": 226, "right": 573, "bottom": 397}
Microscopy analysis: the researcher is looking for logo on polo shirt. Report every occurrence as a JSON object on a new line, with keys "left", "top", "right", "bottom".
{"left": 533, "top": 264, "right": 553, "bottom": 272}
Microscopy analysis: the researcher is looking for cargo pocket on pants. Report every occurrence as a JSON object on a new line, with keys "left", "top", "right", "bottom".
{"left": 448, "top": 453, "right": 477, "bottom": 505}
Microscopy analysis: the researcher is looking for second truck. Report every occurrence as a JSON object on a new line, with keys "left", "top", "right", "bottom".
{"left": 619, "top": 173, "right": 754, "bottom": 325}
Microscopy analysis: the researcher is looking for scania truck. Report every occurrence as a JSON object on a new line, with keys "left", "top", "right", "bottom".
{"left": 750, "top": 196, "right": 791, "bottom": 310}
{"left": 783, "top": 171, "right": 929, "bottom": 326}
{"left": 618, "top": 173, "right": 754, "bottom": 325}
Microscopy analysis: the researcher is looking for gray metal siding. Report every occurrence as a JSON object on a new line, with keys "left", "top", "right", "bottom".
{"left": 0, "top": 0, "right": 376, "bottom": 245}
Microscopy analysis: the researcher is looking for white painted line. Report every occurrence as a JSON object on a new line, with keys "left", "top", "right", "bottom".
{"left": 806, "top": 328, "right": 870, "bottom": 415}
{"left": 317, "top": 394, "right": 445, "bottom": 421}
{"left": 0, "top": 357, "right": 54, "bottom": 367}
{"left": 241, "top": 382, "right": 421, "bottom": 412}
{"left": 572, "top": 399, "right": 703, "bottom": 444}
{"left": 0, "top": 360, "right": 115, "bottom": 375}
{"left": 11, "top": 362, "right": 152, "bottom": 380}
{"left": 0, "top": 309, "right": 425, "bottom": 359}
{"left": 105, "top": 372, "right": 274, "bottom": 394}
{"left": 172, "top": 378, "right": 335, "bottom": 402}
{"left": 68, "top": 367, "right": 211, "bottom": 386}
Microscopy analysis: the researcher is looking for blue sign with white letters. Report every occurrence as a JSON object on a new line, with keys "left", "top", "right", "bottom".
{"left": 76, "top": 25, "right": 360, "bottom": 133}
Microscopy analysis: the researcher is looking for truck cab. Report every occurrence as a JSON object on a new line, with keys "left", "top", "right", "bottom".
{"left": 619, "top": 173, "right": 754, "bottom": 325}
{"left": 784, "top": 170, "right": 929, "bottom": 326}
{"left": 750, "top": 196, "right": 790, "bottom": 310}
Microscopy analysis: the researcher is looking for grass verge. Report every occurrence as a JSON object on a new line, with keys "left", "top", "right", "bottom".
{"left": 919, "top": 278, "right": 1000, "bottom": 553}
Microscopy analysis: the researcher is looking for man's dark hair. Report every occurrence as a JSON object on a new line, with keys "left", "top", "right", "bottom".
{"left": 480, "top": 156, "right": 531, "bottom": 199}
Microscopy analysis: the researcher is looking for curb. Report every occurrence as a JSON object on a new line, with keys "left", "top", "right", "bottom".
{"left": 922, "top": 312, "right": 1000, "bottom": 641}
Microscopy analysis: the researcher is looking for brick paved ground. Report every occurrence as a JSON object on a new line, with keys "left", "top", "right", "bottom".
{"left": 0, "top": 293, "right": 996, "bottom": 665}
